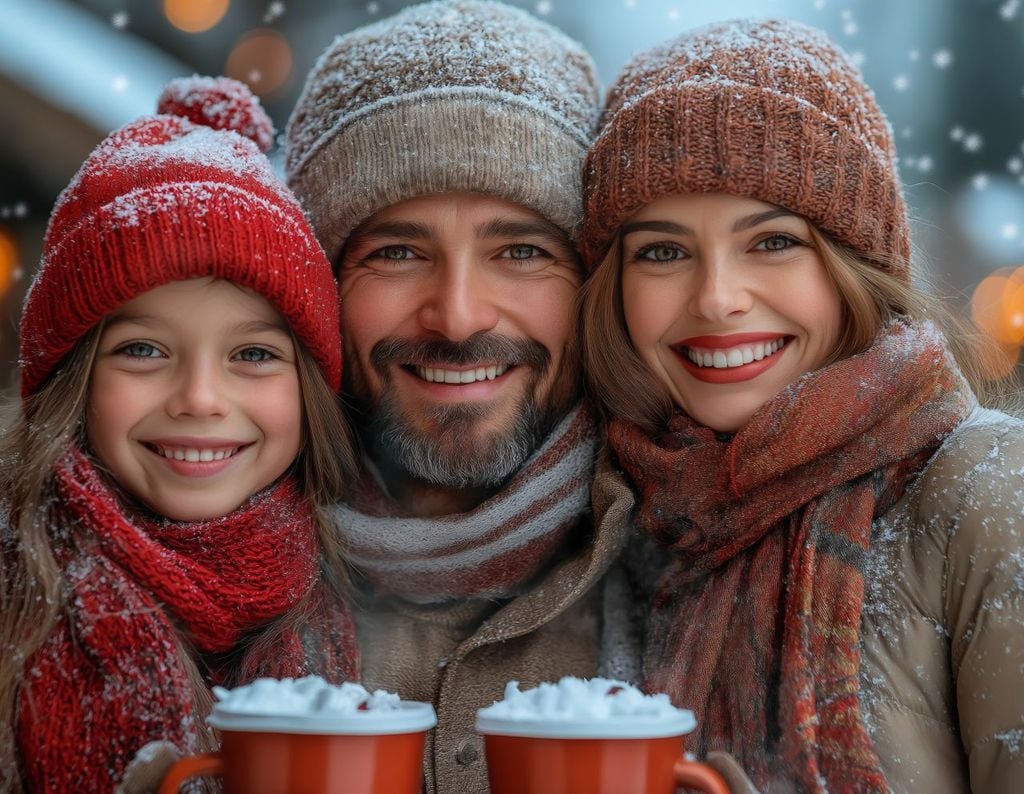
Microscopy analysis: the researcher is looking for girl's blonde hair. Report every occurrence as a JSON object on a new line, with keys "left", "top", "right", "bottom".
{"left": 0, "top": 323, "right": 356, "bottom": 790}
{"left": 579, "top": 226, "right": 1017, "bottom": 437}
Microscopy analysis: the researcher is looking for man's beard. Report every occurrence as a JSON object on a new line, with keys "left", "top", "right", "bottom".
{"left": 344, "top": 333, "right": 579, "bottom": 489}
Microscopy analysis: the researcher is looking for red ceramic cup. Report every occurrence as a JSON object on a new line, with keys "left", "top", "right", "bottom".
{"left": 476, "top": 710, "right": 728, "bottom": 794}
{"left": 158, "top": 701, "right": 436, "bottom": 794}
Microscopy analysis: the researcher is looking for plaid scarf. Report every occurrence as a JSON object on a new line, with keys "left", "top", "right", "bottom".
{"left": 334, "top": 403, "right": 597, "bottom": 603}
{"left": 608, "top": 321, "right": 973, "bottom": 792}
{"left": 17, "top": 447, "right": 358, "bottom": 792}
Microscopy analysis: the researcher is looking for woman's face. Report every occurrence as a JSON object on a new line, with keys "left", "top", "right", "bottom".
{"left": 620, "top": 193, "right": 843, "bottom": 432}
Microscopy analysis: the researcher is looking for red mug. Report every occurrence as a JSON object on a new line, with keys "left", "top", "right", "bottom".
{"left": 476, "top": 711, "right": 728, "bottom": 794}
{"left": 158, "top": 701, "right": 436, "bottom": 794}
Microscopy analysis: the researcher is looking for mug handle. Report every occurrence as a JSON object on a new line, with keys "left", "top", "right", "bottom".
{"left": 156, "top": 752, "right": 225, "bottom": 794}
{"left": 673, "top": 757, "right": 730, "bottom": 793}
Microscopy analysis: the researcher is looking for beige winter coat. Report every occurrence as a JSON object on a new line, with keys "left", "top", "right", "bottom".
{"left": 595, "top": 406, "right": 1024, "bottom": 793}
{"left": 354, "top": 501, "right": 633, "bottom": 794}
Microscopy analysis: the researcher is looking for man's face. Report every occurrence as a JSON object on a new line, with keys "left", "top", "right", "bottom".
{"left": 339, "top": 193, "right": 582, "bottom": 488}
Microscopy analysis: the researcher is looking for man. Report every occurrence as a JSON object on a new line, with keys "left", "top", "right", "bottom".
{"left": 284, "top": 2, "right": 637, "bottom": 792}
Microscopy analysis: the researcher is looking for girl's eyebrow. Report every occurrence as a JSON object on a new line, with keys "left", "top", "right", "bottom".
{"left": 102, "top": 316, "right": 288, "bottom": 335}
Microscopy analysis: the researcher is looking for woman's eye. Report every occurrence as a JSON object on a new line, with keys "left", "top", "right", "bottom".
{"left": 118, "top": 342, "right": 161, "bottom": 358}
{"left": 504, "top": 244, "right": 543, "bottom": 260}
{"left": 638, "top": 244, "right": 684, "bottom": 262}
{"left": 235, "top": 347, "right": 275, "bottom": 363}
{"left": 757, "top": 234, "right": 798, "bottom": 252}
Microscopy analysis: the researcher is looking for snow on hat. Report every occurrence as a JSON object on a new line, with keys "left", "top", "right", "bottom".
{"left": 285, "top": 0, "right": 601, "bottom": 262}
{"left": 581, "top": 19, "right": 911, "bottom": 277}
{"left": 20, "top": 76, "right": 341, "bottom": 398}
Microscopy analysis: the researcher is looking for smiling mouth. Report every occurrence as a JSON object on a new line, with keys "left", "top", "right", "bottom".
{"left": 143, "top": 443, "right": 247, "bottom": 462}
{"left": 681, "top": 336, "right": 790, "bottom": 369}
{"left": 405, "top": 364, "right": 512, "bottom": 384}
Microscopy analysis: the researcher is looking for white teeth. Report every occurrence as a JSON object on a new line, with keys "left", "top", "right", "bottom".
{"left": 687, "top": 337, "right": 788, "bottom": 369}
{"left": 414, "top": 364, "right": 508, "bottom": 384}
{"left": 156, "top": 445, "right": 238, "bottom": 462}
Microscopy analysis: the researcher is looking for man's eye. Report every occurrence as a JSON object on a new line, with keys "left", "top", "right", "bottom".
{"left": 376, "top": 245, "right": 414, "bottom": 260}
{"left": 235, "top": 347, "right": 274, "bottom": 363}
{"left": 505, "top": 244, "right": 542, "bottom": 260}
{"left": 118, "top": 342, "right": 161, "bottom": 358}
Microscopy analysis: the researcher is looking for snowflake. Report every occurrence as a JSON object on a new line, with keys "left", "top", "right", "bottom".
{"left": 625, "top": 0, "right": 636, "bottom": 6}
{"left": 263, "top": 2, "right": 285, "bottom": 23}
{"left": 893, "top": 74, "right": 910, "bottom": 92}
{"left": 535, "top": 0, "right": 552, "bottom": 13}
{"left": 14, "top": 203, "right": 27, "bottom": 218}
{"left": 1009, "top": 157, "right": 1023, "bottom": 174}
{"left": 111, "top": 11, "right": 129, "bottom": 29}
{"left": 902, "top": 127, "right": 913, "bottom": 139}
{"left": 972, "top": 173, "right": 990, "bottom": 191}
{"left": 950, "top": 126, "right": 965, "bottom": 142}
{"left": 933, "top": 49, "right": 953, "bottom": 69}
{"left": 843, "top": 20, "right": 859, "bottom": 35}
{"left": 668, "top": 8, "right": 680, "bottom": 20}
{"left": 813, "top": 0, "right": 826, "bottom": 8}
{"left": 918, "top": 155, "right": 933, "bottom": 173}
{"left": 908, "top": 49, "right": 920, "bottom": 62}
{"left": 1002, "top": 223, "right": 1019, "bottom": 240}
{"left": 963, "top": 133, "right": 983, "bottom": 152}
{"left": 849, "top": 50, "right": 866, "bottom": 67}
{"left": 112, "top": 75, "right": 128, "bottom": 93}
{"left": 367, "top": 1, "right": 380, "bottom": 14}
{"left": 1000, "top": 0, "right": 1020, "bottom": 20}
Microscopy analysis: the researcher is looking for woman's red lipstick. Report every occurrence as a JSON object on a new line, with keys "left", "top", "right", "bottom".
{"left": 671, "top": 333, "right": 791, "bottom": 384}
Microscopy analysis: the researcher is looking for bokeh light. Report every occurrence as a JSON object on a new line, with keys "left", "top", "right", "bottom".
{"left": 225, "top": 29, "right": 293, "bottom": 97}
{"left": 0, "top": 228, "right": 18, "bottom": 300}
{"left": 971, "top": 267, "right": 1024, "bottom": 347}
{"left": 164, "top": 0, "right": 229, "bottom": 34}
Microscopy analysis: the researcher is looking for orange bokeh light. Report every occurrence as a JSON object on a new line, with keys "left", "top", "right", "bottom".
{"left": 0, "top": 228, "right": 17, "bottom": 299}
{"left": 164, "top": 0, "right": 229, "bottom": 33}
{"left": 226, "top": 29, "right": 293, "bottom": 97}
{"left": 971, "top": 267, "right": 1024, "bottom": 346}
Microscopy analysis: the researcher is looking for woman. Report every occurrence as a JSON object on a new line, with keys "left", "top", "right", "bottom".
{"left": 579, "top": 19, "right": 1024, "bottom": 793}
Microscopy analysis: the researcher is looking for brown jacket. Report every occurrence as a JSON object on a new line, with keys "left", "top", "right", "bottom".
{"left": 354, "top": 496, "right": 632, "bottom": 794}
{"left": 596, "top": 407, "right": 1024, "bottom": 793}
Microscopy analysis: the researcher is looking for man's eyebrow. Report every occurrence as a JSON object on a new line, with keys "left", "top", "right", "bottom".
{"left": 620, "top": 220, "right": 693, "bottom": 237}
{"left": 352, "top": 220, "right": 437, "bottom": 240}
{"left": 732, "top": 208, "right": 798, "bottom": 232}
{"left": 477, "top": 218, "right": 569, "bottom": 245}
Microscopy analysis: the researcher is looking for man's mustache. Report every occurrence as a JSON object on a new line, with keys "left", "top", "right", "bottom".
{"left": 370, "top": 333, "right": 550, "bottom": 376}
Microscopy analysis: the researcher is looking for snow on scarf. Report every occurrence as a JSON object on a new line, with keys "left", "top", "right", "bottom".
{"left": 608, "top": 320, "right": 974, "bottom": 792}
{"left": 334, "top": 403, "right": 597, "bottom": 603}
{"left": 17, "top": 447, "right": 358, "bottom": 791}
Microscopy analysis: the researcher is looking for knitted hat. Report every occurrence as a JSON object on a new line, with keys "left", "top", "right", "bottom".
{"left": 20, "top": 76, "right": 341, "bottom": 397}
{"left": 581, "top": 19, "right": 911, "bottom": 276}
{"left": 285, "top": 0, "right": 600, "bottom": 262}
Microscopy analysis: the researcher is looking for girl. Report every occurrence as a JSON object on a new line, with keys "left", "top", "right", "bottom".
{"left": 580, "top": 19, "right": 1024, "bottom": 793}
{"left": 1, "top": 77, "right": 359, "bottom": 791}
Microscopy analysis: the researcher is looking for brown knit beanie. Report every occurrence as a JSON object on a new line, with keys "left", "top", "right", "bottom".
{"left": 581, "top": 19, "right": 911, "bottom": 277}
{"left": 285, "top": 0, "right": 600, "bottom": 262}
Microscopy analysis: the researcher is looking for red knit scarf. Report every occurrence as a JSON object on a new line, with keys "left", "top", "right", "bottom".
{"left": 17, "top": 447, "right": 359, "bottom": 792}
{"left": 608, "top": 321, "right": 973, "bottom": 792}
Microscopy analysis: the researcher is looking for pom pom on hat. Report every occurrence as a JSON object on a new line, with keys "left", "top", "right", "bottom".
{"left": 157, "top": 75, "right": 275, "bottom": 153}
{"left": 20, "top": 76, "right": 341, "bottom": 398}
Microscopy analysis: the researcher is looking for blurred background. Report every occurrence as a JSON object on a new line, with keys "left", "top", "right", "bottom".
{"left": 2, "top": 0, "right": 1024, "bottom": 392}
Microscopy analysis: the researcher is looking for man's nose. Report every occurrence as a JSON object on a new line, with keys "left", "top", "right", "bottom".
{"left": 417, "top": 260, "right": 501, "bottom": 341}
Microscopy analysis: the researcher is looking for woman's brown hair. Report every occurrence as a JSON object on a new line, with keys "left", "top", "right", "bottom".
{"left": 579, "top": 226, "right": 1017, "bottom": 437}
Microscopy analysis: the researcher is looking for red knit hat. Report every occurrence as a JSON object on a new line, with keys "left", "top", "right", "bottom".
{"left": 581, "top": 19, "right": 911, "bottom": 277}
{"left": 19, "top": 76, "right": 341, "bottom": 398}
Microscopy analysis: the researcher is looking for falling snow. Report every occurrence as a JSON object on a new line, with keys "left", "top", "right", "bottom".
{"left": 893, "top": 74, "right": 910, "bottom": 92}
{"left": 111, "top": 11, "right": 129, "bottom": 30}
{"left": 367, "top": 2, "right": 380, "bottom": 14}
{"left": 112, "top": 76, "right": 128, "bottom": 94}
{"left": 1000, "top": 0, "right": 1020, "bottom": 21}
{"left": 964, "top": 133, "right": 984, "bottom": 152}
{"left": 1002, "top": 223, "right": 1019, "bottom": 240}
{"left": 0, "top": 203, "right": 29, "bottom": 220}
{"left": 933, "top": 49, "right": 953, "bottom": 69}
{"left": 263, "top": 2, "right": 286, "bottom": 23}
{"left": 908, "top": 49, "right": 920, "bottom": 62}
{"left": 841, "top": 8, "right": 859, "bottom": 35}
{"left": 1009, "top": 157, "right": 1023, "bottom": 174}
{"left": 972, "top": 173, "right": 990, "bottom": 190}
{"left": 535, "top": 0, "right": 552, "bottom": 15}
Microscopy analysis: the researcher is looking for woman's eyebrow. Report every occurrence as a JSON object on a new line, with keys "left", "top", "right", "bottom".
{"left": 620, "top": 220, "right": 693, "bottom": 237}
{"left": 732, "top": 209, "right": 798, "bottom": 232}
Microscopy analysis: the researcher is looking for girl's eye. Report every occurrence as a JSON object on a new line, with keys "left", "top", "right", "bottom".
{"left": 118, "top": 342, "right": 162, "bottom": 358}
{"left": 637, "top": 244, "right": 685, "bottom": 262}
{"left": 756, "top": 234, "right": 799, "bottom": 252}
{"left": 234, "top": 347, "right": 275, "bottom": 363}
{"left": 504, "top": 244, "right": 543, "bottom": 260}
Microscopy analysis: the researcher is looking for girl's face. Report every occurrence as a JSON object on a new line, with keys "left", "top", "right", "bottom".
{"left": 88, "top": 277, "right": 303, "bottom": 521}
{"left": 621, "top": 193, "right": 843, "bottom": 433}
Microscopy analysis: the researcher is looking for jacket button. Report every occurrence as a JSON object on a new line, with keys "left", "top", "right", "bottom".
{"left": 454, "top": 737, "right": 480, "bottom": 766}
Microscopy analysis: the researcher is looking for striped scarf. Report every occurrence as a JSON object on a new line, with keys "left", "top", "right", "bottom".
{"left": 608, "top": 321, "right": 973, "bottom": 792}
{"left": 334, "top": 403, "right": 597, "bottom": 603}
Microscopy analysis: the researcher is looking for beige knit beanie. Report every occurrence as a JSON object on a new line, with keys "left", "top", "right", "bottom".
{"left": 581, "top": 19, "right": 911, "bottom": 278}
{"left": 286, "top": 0, "right": 600, "bottom": 262}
